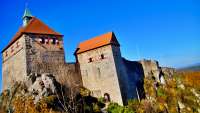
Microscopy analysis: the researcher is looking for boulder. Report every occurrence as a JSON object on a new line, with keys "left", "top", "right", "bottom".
{"left": 27, "top": 73, "right": 60, "bottom": 104}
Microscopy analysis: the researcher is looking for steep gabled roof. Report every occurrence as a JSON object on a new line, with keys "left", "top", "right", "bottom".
{"left": 2, "top": 17, "right": 62, "bottom": 52}
{"left": 76, "top": 32, "right": 120, "bottom": 54}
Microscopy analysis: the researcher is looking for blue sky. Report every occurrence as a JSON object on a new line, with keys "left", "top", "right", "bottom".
{"left": 0, "top": 0, "right": 200, "bottom": 91}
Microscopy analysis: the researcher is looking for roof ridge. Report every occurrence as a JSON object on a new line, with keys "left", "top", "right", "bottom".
{"left": 2, "top": 17, "right": 62, "bottom": 52}
{"left": 78, "top": 32, "right": 113, "bottom": 46}
{"left": 76, "top": 32, "right": 119, "bottom": 54}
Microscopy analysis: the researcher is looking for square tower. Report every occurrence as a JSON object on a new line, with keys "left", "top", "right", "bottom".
{"left": 1, "top": 10, "right": 64, "bottom": 90}
{"left": 75, "top": 32, "right": 127, "bottom": 105}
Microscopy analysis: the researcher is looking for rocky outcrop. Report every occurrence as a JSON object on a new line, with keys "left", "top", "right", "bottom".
{"left": 122, "top": 58, "right": 145, "bottom": 100}
{"left": 161, "top": 67, "right": 175, "bottom": 78}
{"left": 27, "top": 73, "right": 61, "bottom": 104}
{"left": 140, "top": 59, "right": 162, "bottom": 82}
{"left": 139, "top": 59, "right": 175, "bottom": 85}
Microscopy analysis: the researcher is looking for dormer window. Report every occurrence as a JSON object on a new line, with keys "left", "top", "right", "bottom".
{"left": 89, "top": 58, "right": 93, "bottom": 63}
{"left": 101, "top": 54, "right": 105, "bottom": 59}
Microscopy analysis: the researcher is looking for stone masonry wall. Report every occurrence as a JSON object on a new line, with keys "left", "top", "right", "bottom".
{"left": 2, "top": 35, "right": 27, "bottom": 90}
{"left": 30, "top": 62, "right": 82, "bottom": 94}
{"left": 25, "top": 34, "right": 82, "bottom": 91}
{"left": 77, "top": 45, "right": 124, "bottom": 105}
{"left": 111, "top": 46, "right": 129, "bottom": 104}
{"left": 25, "top": 34, "right": 65, "bottom": 75}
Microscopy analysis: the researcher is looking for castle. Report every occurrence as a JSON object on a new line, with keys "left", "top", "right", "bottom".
{"left": 2, "top": 9, "right": 168, "bottom": 105}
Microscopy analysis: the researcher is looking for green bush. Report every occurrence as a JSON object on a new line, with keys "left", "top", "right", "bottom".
{"left": 157, "top": 87, "right": 165, "bottom": 97}
{"left": 107, "top": 103, "right": 134, "bottom": 113}
{"left": 127, "top": 99, "right": 139, "bottom": 112}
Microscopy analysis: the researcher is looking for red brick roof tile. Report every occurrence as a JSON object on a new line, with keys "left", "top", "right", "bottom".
{"left": 2, "top": 17, "right": 62, "bottom": 52}
{"left": 76, "top": 32, "right": 120, "bottom": 54}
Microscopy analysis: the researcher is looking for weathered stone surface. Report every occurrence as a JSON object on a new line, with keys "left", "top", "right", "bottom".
{"left": 27, "top": 73, "right": 59, "bottom": 104}
{"left": 161, "top": 67, "right": 175, "bottom": 78}
{"left": 2, "top": 35, "right": 27, "bottom": 90}
{"left": 140, "top": 59, "right": 168, "bottom": 84}
{"left": 2, "top": 33, "right": 82, "bottom": 93}
{"left": 77, "top": 45, "right": 124, "bottom": 105}
{"left": 2, "top": 27, "right": 175, "bottom": 107}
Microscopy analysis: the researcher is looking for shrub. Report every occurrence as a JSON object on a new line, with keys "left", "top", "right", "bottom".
{"left": 157, "top": 87, "right": 165, "bottom": 97}
{"left": 107, "top": 103, "right": 134, "bottom": 113}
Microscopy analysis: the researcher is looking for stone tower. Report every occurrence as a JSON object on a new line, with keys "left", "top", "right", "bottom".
{"left": 2, "top": 9, "right": 65, "bottom": 90}
{"left": 75, "top": 32, "right": 127, "bottom": 105}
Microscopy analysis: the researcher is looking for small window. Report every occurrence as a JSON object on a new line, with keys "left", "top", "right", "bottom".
{"left": 46, "top": 38, "right": 49, "bottom": 44}
{"left": 52, "top": 38, "right": 56, "bottom": 44}
{"left": 97, "top": 68, "right": 101, "bottom": 78}
{"left": 16, "top": 42, "right": 20, "bottom": 48}
{"left": 40, "top": 38, "right": 45, "bottom": 44}
{"left": 11, "top": 46, "right": 14, "bottom": 53}
{"left": 57, "top": 41, "right": 60, "bottom": 45}
{"left": 101, "top": 54, "right": 104, "bottom": 59}
{"left": 89, "top": 58, "right": 93, "bottom": 63}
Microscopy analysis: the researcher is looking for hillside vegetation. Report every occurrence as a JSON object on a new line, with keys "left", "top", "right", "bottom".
{"left": 0, "top": 71, "right": 200, "bottom": 113}
{"left": 107, "top": 71, "right": 200, "bottom": 113}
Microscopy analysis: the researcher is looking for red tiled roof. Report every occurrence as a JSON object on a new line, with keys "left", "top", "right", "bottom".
{"left": 76, "top": 32, "right": 120, "bottom": 54}
{"left": 2, "top": 17, "right": 62, "bottom": 52}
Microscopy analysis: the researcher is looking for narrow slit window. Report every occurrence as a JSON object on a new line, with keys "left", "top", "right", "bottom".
{"left": 101, "top": 54, "right": 104, "bottom": 59}
{"left": 52, "top": 38, "right": 56, "bottom": 44}
{"left": 41, "top": 38, "right": 45, "bottom": 44}
{"left": 85, "top": 70, "right": 88, "bottom": 76}
{"left": 97, "top": 68, "right": 101, "bottom": 78}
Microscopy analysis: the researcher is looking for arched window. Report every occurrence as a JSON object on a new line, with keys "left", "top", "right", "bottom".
{"left": 104, "top": 93, "right": 111, "bottom": 102}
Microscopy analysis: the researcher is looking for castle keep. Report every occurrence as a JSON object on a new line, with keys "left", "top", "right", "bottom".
{"left": 2, "top": 9, "right": 167, "bottom": 105}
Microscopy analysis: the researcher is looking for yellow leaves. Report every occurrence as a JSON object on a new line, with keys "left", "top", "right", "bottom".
{"left": 12, "top": 95, "right": 61, "bottom": 113}
{"left": 156, "top": 103, "right": 166, "bottom": 113}
{"left": 165, "top": 77, "right": 177, "bottom": 89}
{"left": 168, "top": 107, "right": 178, "bottom": 113}
{"left": 180, "top": 71, "right": 200, "bottom": 88}
{"left": 13, "top": 96, "right": 36, "bottom": 113}
{"left": 80, "top": 87, "right": 90, "bottom": 96}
